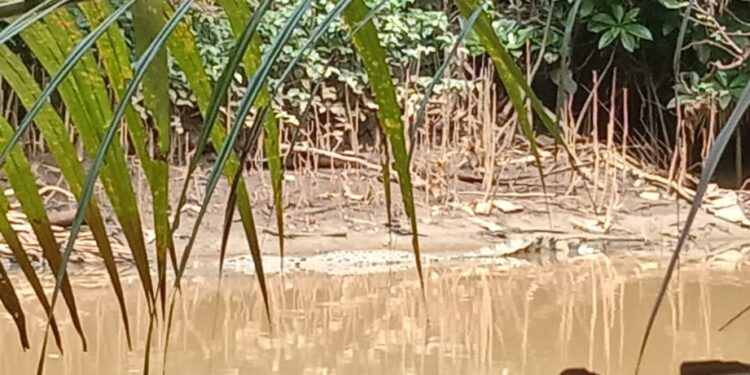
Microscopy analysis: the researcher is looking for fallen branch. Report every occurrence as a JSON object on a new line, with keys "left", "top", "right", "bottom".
{"left": 262, "top": 228, "right": 348, "bottom": 239}
{"left": 280, "top": 144, "right": 383, "bottom": 171}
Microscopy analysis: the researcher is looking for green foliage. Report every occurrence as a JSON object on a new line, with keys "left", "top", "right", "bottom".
{"left": 669, "top": 70, "right": 750, "bottom": 110}
{"left": 167, "top": 0, "right": 451, "bottom": 114}
{"left": 586, "top": 5, "right": 652, "bottom": 52}
{"left": 50, "top": 0, "right": 750, "bottom": 117}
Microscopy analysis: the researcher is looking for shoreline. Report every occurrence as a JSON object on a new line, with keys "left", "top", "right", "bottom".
{"left": 5, "top": 146, "right": 750, "bottom": 275}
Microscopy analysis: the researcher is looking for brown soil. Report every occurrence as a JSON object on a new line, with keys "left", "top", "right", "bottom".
{"left": 162, "top": 150, "right": 750, "bottom": 262}
{"left": 10, "top": 146, "right": 750, "bottom": 268}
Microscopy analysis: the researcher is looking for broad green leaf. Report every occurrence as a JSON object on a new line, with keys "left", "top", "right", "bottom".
{"left": 624, "top": 8, "right": 640, "bottom": 22}
{"left": 626, "top": 23, "right": 653, "bottom": 40}
{"left": 620, "top": 31, "right": 636, "bottom": 52}
{"left": 587, "top": 23, "right": 610, "bottom": 33}
{"left": 598, "top": 28, "right": 619, "bottom": 49}
{"left": 612, "top": 5, "right": 624, "bottom": 22}
{"left": 659, "top": 0, "right": 688, "bottom": 9}
{"left": 342, "top": 0, "right": 424, "bottom": 290}
{"left": 591, "top": 13, "right": 616, "bottom": 26}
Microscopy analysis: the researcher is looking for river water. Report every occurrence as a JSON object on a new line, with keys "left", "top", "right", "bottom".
{"left": 1, "top": 255, "right": 750, "bottom": 374}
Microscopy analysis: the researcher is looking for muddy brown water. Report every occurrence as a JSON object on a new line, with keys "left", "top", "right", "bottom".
{"left": 2, "top": 256, "right": 750, "bottom": 374}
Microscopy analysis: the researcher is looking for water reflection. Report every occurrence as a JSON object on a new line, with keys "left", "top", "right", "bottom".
{"left": 2, "top": 257, "right": 750, "bottom": 374}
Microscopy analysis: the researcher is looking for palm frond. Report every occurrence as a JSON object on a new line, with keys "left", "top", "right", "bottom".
{"left": 37, "top": 1, "right": 195, "bottom": 370}
{"left": 342, "top": 0, "right": 424, "bottom": 292}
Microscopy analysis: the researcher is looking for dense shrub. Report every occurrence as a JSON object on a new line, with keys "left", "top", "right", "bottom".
{"left": 64, "top": 0, "right": 750, "bottom": 133}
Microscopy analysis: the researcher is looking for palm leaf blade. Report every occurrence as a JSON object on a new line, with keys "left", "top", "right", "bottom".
{"left": 0, "top": 257, "right": 28, "bottom": 349}
{"left": 0, "top": 119, "right": 86, "bottom": 349}
{"left": 36, "top": 1, "right": 195, "bottom": 368}
{"left": 0, "top": 191, "right": 60, "bottom": 349}
{"left": 216, "top": 0, "right": 286, "bottom": 259}
{"left": 341, "top": 0, "right": 424, "bottom": 291}
{"left": 25, "top": 12, "right": 156, "bottom": 352}
{"left": 172, "top": 0, "right": 272, "bottom": 233}
{"left": 0, "top": 40, "right": 133, "bottom": 347}
{"left": 0, "top": 0, "right": 58, "bottom": 45}
{"left": 175, "top": 0, "right": 314, "bottom": 324}
{"left": 131, "top": 0, "right": 172, "bottom": 313}
{"left": 636, "top": 80, "right": 750, "bottom": 374}
{"left": 166, "top": 0, "right": 262, "bottom": 279}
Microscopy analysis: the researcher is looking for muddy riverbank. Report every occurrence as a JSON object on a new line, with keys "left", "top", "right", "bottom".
{"left": 6, "top": 146, "right": 750, "bottom": 274}
{"left": 4, "top": 146, "right": 750, "bottom": 374}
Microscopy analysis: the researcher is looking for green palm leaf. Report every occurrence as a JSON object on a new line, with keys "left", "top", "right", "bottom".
{"left": 0, "top": 0, "right": 58, "bottom": 44}
{"left": 219, "top": 106, "right": 270, "bottom": 275}
{"left": 0, "top": 183, "right": 48, "bottom": 349}
{"left": 36, "top": 1, "right": 195, "bottom": 369}
{"left": 215, "top": 0, "right": 286, "bottom": 262}
{"left": 0, "top": 0, "right": 135, "bottom": 169}
{"left": 342, "top": 0, "right": 424, "bottom": 291}
{"left": 453, "top": 0, "right": 550, "bottom": 204}
{"left": 0, "top": 118, "right": 87, "bottom": 352}
{"left": 0, "top": 250, "right": 28, "bottom": 349}
{"left": 0, "top": 1, "right": 137, "bottom": 349}
{"left": 0, "top": 41, "right": 132, "bottom": 348}
{"left": 21, "top": 9, "right": 155, "bottom": 327}
{"left": 175, "top": 0, "right": 314, "bottom": 319}
{"left": 171, "top": 0, "right": 271, "bottom": 235}
{"left": 166, "top": 1, "right": 264, "bottom": 280}
{"left": 131, "top": 0, "right": 172, "bottom": 313}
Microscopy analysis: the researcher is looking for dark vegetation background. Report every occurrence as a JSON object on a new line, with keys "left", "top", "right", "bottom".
{"left": 4, "top": 0, "right": 750, "bottom": 186}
